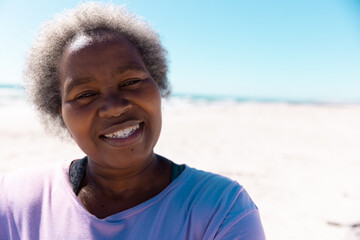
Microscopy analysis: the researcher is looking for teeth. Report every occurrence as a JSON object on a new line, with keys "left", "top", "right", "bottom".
{"left": 104, "top": 124, "right": 140, "bottom": 139}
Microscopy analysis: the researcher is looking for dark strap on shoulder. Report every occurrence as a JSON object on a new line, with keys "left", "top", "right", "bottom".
{"left": 170, "top": 161, "right": 185, "bottom": 182}
{"left": 69, "top": 157, "right": 87, "bottom": 194}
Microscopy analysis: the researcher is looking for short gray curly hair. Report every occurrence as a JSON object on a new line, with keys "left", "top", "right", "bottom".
{"left": 24, "top": 2, "right": 169, "bottom": 135}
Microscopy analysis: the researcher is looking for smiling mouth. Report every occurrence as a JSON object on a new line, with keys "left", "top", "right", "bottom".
{"left": 102, "top": 123, "right": 140, "bottom": 139}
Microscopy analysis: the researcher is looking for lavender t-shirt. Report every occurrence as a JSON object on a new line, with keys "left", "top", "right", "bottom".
{"left": 0, "top": 160, "right": 265, "bottom": 240}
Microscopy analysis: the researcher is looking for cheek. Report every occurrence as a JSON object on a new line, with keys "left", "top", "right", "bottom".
{"left": 149, "top": 91, "right": 162, "bottom": 139}
{"left": 61, "top": 105, "right": 89, "bottom": 139}
{"left": 145, "top": 87, "right": 162, "bottom": 123}
{"left": 137, "top": 83, "right": 162, "bottom": 138}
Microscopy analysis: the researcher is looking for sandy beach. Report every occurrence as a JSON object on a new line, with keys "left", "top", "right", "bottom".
{"left": 1, "top": 98, "right": 359, "bottom": 240}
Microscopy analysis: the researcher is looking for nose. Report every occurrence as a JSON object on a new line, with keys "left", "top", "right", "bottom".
{"left": 98, "top": 93, "right": 131, "bottom": 118}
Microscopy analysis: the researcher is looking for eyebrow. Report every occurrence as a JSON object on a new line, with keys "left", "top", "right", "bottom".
{"left": 64, "top": 77, "right": 94, "bottom": 96}
{"left": 114, "top": 64, "right": 147, "bottom": 76}
{"left": 64, "top": 64, "right": 148, "bottom": 94}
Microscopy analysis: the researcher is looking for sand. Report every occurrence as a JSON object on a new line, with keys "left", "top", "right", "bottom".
{"left": 1, "top": 99, "right": 359, "bottom": 240}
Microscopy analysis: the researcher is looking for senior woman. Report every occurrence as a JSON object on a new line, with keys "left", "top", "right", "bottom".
{"left": 0, "top": 2, "right": 265, "bottom": 239}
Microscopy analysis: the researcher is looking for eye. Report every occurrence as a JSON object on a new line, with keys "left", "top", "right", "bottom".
{"left": 75, "top": 92, "right": 97, "bottom": 100}
{"left": 121, "top": 79, "right": 141, "bottom": 88}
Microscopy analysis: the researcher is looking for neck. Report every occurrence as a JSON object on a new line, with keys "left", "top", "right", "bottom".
{"left": 83, "top": 153, "right": 169, "bottom": 199}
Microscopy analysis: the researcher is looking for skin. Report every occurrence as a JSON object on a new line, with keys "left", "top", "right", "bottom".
{"left": 58, "top": 33, "right": 171, "bottom": 219}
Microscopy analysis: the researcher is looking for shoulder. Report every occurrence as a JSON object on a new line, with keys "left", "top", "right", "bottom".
{"left": 0, "top": 162, "right": 65, "bottom": 212}
{"left": 183, "top": 166, "right": 237, "bottom": 187}
{"left": 172, "top": 166, "right": 264, "bottom": 238}
{"left": 176, "top": 166, "right": 258, "bottom": 218}
{"left": 182, "top": 166, "right": 256, "bottom": 208}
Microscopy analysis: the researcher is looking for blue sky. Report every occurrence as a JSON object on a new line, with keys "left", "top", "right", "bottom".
{"left": 0, "top": 0, "right": 359, "bottom": 101}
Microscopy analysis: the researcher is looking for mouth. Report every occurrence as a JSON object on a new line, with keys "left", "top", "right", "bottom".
{"left": 99, "top": 121, "right": 144, "bottom": 147}
{"left": 102, "top": 123, "right": 140, "bottom": 139}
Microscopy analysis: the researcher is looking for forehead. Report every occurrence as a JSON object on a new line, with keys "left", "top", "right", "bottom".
{"left": 62, "top": 32, "right": 142, "bottom": 61}
{"left": 59, "top": 33, "right": 147, "bottom": 75}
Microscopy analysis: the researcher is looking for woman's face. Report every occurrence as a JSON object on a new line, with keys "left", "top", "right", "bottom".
{"left": 58, "top": 34, "right": 162, "bottom": 169}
